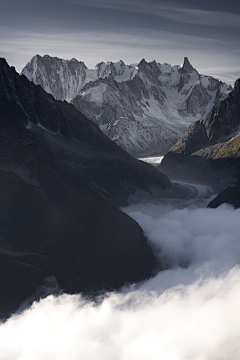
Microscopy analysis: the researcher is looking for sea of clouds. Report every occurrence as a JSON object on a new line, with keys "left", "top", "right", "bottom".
{"left": 1, "top": 190, "right": 240, "bottom": 359}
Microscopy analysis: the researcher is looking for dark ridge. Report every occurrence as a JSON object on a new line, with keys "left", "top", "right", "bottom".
{"left": 0, "top": 58, "right": 171, "bottom": 319}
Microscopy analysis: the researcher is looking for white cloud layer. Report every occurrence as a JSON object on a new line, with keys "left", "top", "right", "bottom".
{"left": 1, "top": 191, "right": 240, "bottom": 359}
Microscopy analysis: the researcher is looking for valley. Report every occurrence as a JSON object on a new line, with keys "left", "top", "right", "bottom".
{"left": 0, "top": 53, "right": 239, "bottom": 359}
{"left": 1, "top": 0, "right": 240, "bottom": 357}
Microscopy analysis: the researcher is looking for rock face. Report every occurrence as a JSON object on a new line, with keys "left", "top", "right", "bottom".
{"left": 208, "top": 182, "right": 240, "bottom": 208}
{"left": 160, "top": 79, "right": 240, "bottom": 188}
{"left": 22, "top": 55, "right": 137, "bottom": 102}
{"left": 22, "top": 55, "right": 231, "bottom": 157}
{"left": 0, "top": 58, "right": 171, "bottom": 319}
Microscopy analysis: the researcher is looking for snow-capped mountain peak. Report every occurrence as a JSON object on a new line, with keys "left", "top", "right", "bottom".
{"left": 95, "top": 60, "right": 139, "bottom": 82}
{"left": 22, "top": 55, "right": 139, "bottom": 100}
{"left": 22, "top": 54, "right": 88, "bottom": 102}
{"left": 22, "top": 55, "right": 232, "bottom": 157}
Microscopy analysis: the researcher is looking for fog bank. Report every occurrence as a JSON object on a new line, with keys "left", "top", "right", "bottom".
{"left": 1, "top": 193, "right": 240, "bottom": 360}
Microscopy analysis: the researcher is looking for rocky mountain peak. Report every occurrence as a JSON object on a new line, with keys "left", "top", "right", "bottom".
{"left": 96, "top": 60, "right": 128, "bottom": 78}
{"left": 0, "top": 57, "right": 18, "bottom": 99}
{"left": 181, "top": 57, "right": 195, "bottom": 73}
{"left": 70, "top": 57, "right": 79, "bottom": 62}
{"left": 137, "top": 58, "right": 160, "bottom": 75}
{"left": 22, "top": 55, "right": 89, "bottom": 102}
{"left": 0, "top": 57, "right": 8, "bottom": 69}
{"left": 137, "top": 58, "right": 148, "bottom": 69}
{"left": 233, "top": 78, "right": 240, "bottom": 94}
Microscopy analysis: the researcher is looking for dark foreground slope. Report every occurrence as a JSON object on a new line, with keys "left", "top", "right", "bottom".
{"left": 0, "top": 59, "right": 171, "bottom": 319}
{"left": 160, "top": 79, "right": 240, "bottom": 189}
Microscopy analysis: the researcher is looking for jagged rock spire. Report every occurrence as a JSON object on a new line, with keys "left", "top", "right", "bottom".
{"left": 234, "top": 78, "right": 240, "bottom": 94}
{"left": 181, "top": 57, "right": 195, "bottom": 72}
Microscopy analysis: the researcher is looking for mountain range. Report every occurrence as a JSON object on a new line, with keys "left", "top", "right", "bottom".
{"left": 22, "top": 55, "right": 231, "bottom": 157}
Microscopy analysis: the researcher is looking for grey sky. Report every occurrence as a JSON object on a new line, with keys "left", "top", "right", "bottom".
{"left": 0, "top": 0, "right": 239, "bottom": 84}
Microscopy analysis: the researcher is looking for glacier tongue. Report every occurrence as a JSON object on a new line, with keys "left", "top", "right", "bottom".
{"left": 22, "top": 55, "right": 232, "bottom": 157}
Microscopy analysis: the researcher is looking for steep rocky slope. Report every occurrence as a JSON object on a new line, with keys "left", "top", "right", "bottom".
{"left": 160, "top": 79, "right": 240, "bottom": 188}
{"left": 0, "top": 58, "right": 171, "bottom": 318}
{"left": 22, "top": 55, "right": 231, "bottom": 157}
{"left": 208, "top": 182, "right": 240, "bottom": 208}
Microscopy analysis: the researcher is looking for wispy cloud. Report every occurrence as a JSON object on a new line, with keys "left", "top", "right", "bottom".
{"left": 64, "top": 0, "right": 240, "bottom": 28}
{"left": 0, "top": 0, "right": 239, "bottom": 84}
{"left": 1, "top": 28, "right": 239, "bottom": 84}
{"left": 153, "top": 5, "right": 240, "bottom": 28}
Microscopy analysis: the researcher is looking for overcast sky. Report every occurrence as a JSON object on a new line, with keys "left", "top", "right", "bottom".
{"left": 0, "top": 0, "right": 239, "bottom": 84}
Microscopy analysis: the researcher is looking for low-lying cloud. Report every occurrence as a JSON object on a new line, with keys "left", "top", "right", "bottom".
{"left": 125, "top": 202, "right": 240, "bottom": 274}
{"left": 1, "top": 195, "right": 240, "bottom": 359}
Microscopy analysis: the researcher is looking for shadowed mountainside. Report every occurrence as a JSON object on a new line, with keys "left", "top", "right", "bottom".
{"left": 0, "top": 58, "right": 171, "bottom": 319}
{"left": 160, "top": 79, "right": 240, "bottom": 190}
